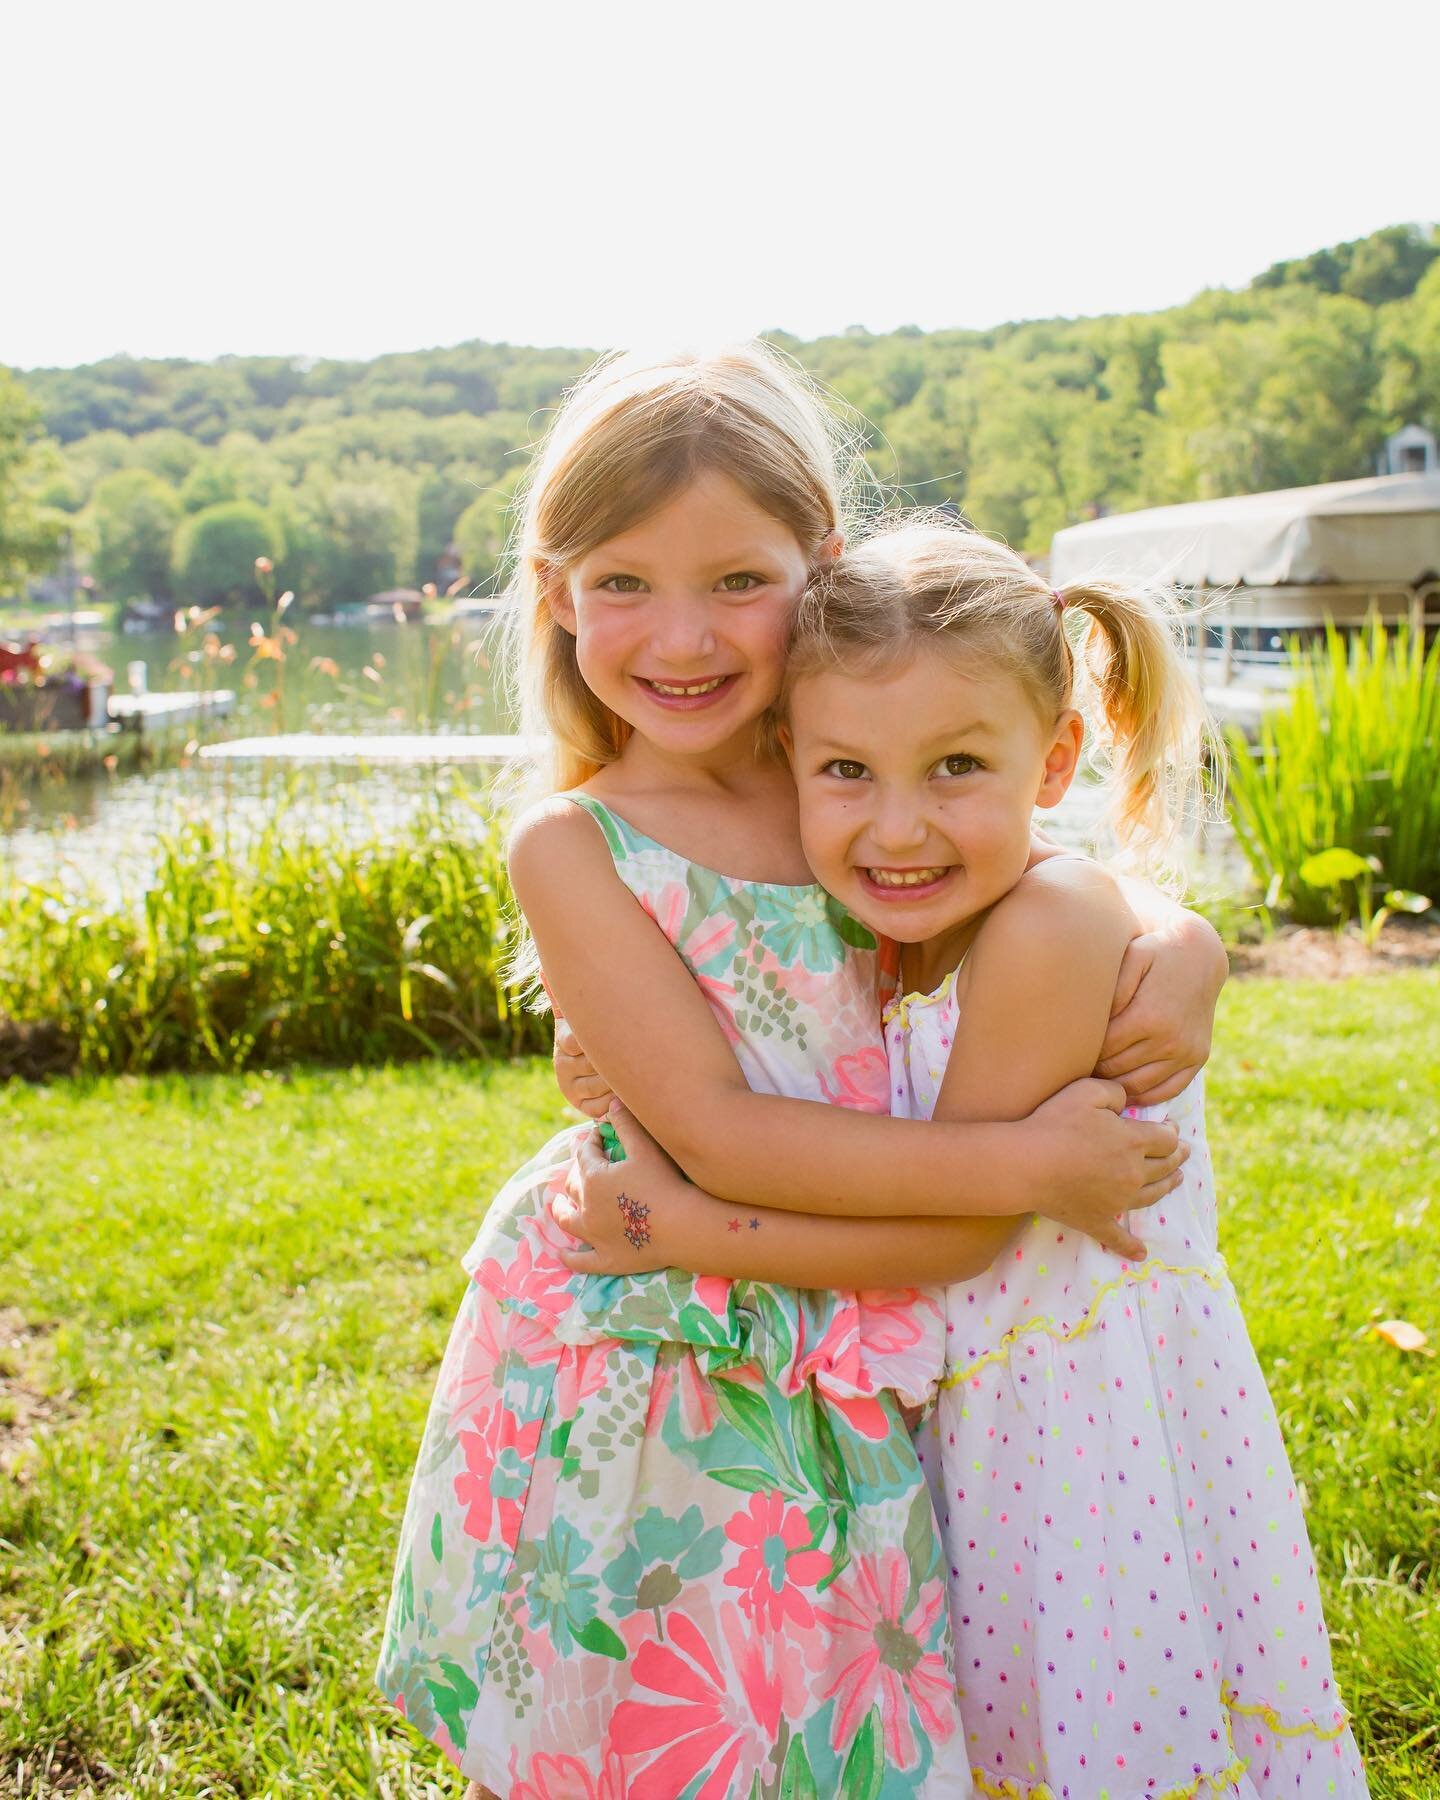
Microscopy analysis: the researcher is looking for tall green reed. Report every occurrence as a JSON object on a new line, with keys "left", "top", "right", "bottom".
{"left": 1224, "top": 622, "right": 1440, "bottom": 926}
{"left": 0, "top": 776, "right": 547, "bottom": 1077}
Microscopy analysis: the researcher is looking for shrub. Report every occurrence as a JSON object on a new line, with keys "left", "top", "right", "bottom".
{"left": 0, "top": 782, "right": 546, "bottom": 1076}
{"left": 1225, "top": 622, "right": 1440, "bottom": 925}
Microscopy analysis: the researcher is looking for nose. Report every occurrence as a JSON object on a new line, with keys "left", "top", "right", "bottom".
{"left": 650, "top": 597, "right": 717, "bottom": 666}
{"left": 868, "top": 784, "right": 929, "bottom": 856}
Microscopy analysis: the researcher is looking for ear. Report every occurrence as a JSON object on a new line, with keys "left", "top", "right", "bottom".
{"left": 537, "top": 559, "right": 577, "bottom": 635}
{"left": 814, "top": 528, "right": 844, "bottom": 565}
{"left": 1034, "top": 709, "right": 1084, "bottom": 810}
{"left": 774, "top": 719, "right": 794, "bottom": 762}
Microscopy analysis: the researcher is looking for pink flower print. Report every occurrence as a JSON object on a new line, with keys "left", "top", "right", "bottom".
{"left": 810, "top": 1549, "right": 957, "bottom": 1770}
{"left": 441, "top": 1288, "right": 508, "bottom": 1433}
{"left": 509, "top": 1748, "right": 628, "bottom": 1800}
{"left": 454, "top": 1402, "right": 542, "bottom": 1548}
{"left": 526, "top": 1646, "right": 629, "bottom": 1762}
{"left": 641, "top": 885, "right": 739, "bottom": 1035}
{"left": 476, "top": 1202, "right": 576, "bottom": 1344}
{"left": 552, "top": 1341, "right": 615, "bottom": 1420}
{"left": 817, "top": 1046, "right": 890, "bottom": 1113}
{"left": 723, "top": 1489, "right": 832, "bottom": 1632}
{"left": 608, "top": 1603, "right": 780, "bottom": 1800}
{"left": 651, "top": 1350, "right": 721, "bottom": 1440}
{"left": 787, "top": 1304, "right": 892, "bottom": 1442}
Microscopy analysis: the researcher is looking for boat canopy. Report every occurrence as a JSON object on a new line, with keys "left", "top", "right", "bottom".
{"left": 1050, "top": 472, "right": 1440, "bottom": 589}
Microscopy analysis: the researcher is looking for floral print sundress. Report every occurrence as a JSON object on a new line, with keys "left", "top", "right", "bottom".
{"left": 890, "top": 972, "right": 1368, "bottom": 1800}
{"left": 377, "top": 795, "right": 969, "bottom": 1799}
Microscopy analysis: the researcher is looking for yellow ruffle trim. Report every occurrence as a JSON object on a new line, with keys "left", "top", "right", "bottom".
{"left": 972, "top": 1751, "right": 1249, "bottom": 1800}
{"left": 938, "top": 1257, "right": 1228, "bottom": 1390}
{"left": 1224, "top": 1691, "right": 1352, "bottom": 1742}
{"left": 968, "top": 1690, "right": 1355, "bottom": 1800}
{"left": 881, "top": 965, "right": 959, "bottom": 1034}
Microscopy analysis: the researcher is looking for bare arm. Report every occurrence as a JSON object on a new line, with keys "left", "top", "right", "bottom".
{"left": 513, "top": 801, "right": 1180, "bottom": 1220}
{"left": 550, "top": 863, "right": 1164, "bottom": 1284}
{"left": 552, "top": 1108, "right": 1029, "bottom": 1286}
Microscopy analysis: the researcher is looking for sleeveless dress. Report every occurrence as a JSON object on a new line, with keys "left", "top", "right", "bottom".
{"left": 890, "top": 972, "right": 1368, "bottom": 1799}
{"left": 377, "top": 796, "right": 969, "bottom": 1800}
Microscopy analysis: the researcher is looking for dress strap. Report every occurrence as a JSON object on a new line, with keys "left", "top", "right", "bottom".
{"left": 562, "top": 791, "right": 640, "bottom": 863}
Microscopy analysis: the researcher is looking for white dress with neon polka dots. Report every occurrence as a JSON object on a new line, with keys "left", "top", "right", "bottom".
{"left": 889, "top": 972, "right": 1368, "bottom": 1800}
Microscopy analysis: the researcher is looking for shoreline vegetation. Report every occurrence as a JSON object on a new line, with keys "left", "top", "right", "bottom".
{"left": 0, "top": 782, "right": 543, "bottom": 1082}
{"left": 1, "top": 975, "right": 1437, "bottom": 1796}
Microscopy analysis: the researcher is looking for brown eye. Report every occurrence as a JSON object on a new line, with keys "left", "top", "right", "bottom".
{"left": 938, "top": 754, "right": 980, "bottom": 777}
{"left": 599, "top": 574, "right": 644, "bottom": 593}
{"left": 826, "top": 759, "right": 867, "bottom": 781}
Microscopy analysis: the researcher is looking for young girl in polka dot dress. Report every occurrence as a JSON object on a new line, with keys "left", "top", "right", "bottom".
{"left": 561, "top": 521, "right": 1367, "bottom": 1797}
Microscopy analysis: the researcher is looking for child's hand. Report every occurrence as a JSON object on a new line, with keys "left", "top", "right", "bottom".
{"left": 551, "top": 1104, "right": 685, "bottom": 1275}
{"left": 1026, "top": 1077, "right": 1188, "bottom": 1259}
{"left": 1097, "top": 915, "right": 1227, "bottom": 1106}
{"left": 552, "top": 1016, "right": 616, "bottom": 1119}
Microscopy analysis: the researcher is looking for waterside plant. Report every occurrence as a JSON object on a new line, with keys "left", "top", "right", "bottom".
{"left": 1225, "top": 623, "right": 1440, "bottom": 926}
{"left": 0, "top": 779, "right": 543, "bottom": 1078}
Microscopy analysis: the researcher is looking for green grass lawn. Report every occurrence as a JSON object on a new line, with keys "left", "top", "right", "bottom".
{"left": 1, "top": 974, "right": 1437, "bottom": 1797}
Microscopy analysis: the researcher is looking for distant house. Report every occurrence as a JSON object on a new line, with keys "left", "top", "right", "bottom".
{"left": 1380, "top": 423, "right": 1438, "bottom": 476}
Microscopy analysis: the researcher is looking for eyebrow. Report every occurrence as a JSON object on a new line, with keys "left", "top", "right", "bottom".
{"left": 805, "top": 719, "right": 1004, "bottom": 754}
{"left": 582, "top": 545, "right": 787, "bottom": 572}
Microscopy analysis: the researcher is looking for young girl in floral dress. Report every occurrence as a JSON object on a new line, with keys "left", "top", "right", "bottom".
{"left": 560, "top": 521, "right": 1367, "bottom": 1797}
{"left": 376, "top": 345, "right": 1222, "bottom": 1799}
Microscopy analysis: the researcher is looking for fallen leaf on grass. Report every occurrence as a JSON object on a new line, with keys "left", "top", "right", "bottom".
{"left": 1370, "top": 1319, "right": 1430, "bottom": 1353}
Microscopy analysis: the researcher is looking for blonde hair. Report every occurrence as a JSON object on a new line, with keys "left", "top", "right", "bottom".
{"left": 501, "top": 342, "right": 861, "bottom": 794}
{"left": 785, "top": 517, "right": 1216, "bottom": 870}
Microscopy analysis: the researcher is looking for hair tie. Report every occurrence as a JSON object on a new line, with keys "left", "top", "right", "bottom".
{"left": 1051, "top": 588, "right": 1067, "bottom": 614}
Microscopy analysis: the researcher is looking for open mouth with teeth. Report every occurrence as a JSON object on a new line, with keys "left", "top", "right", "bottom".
{"left": 860, "top": 865, "right": 954, "bottom": 899}
{"left": 636, "top": 674, "right": 739, "bottom": 708}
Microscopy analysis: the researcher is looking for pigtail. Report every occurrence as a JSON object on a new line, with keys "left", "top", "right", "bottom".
{"left": 1060, "top": 579, "right": 1217, "bottom": 869}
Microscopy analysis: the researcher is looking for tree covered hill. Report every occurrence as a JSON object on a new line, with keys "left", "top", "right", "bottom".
{"left": 7, "top": 222, "right": 1439, "bottom": 607}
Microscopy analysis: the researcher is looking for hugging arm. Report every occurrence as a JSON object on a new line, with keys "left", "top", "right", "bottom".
{"left": 551, "top": 861, "right": 1157, "bottom": 1283}
{"left": 1099, "top": 876, "right": 1227, "bottom": 1103}
{"left": 512, "top": 801, "right": 1180, "bottom": 1223}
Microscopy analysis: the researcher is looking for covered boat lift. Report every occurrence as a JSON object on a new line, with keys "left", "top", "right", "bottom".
{"left": 1050, "top": 473, "right": 1440, "bottom": 722}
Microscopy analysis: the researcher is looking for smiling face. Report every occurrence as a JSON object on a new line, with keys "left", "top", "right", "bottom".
{"left": 786, "top": 644, "right": 1083, "bottom": 968}
{"left": 545, "top": 471, "right": 819, "bottom": 768}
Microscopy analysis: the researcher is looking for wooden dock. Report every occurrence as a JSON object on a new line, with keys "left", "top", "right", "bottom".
{"left": 110, "top": 690, "right": 237, "bottom": 730}
{"left": 198, "top": 732, "right": 532, "bottom": 764}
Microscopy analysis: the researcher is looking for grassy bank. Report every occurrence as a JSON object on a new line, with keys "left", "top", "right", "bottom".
{"left": 1, "top": 974, "right": 1437, "bottom": 1796}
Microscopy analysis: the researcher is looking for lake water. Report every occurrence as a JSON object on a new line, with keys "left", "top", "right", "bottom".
{"left": 1, "top": 610, "right": 513, "bottom": 887}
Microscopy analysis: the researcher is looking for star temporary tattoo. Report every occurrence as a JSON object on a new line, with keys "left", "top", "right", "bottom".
{"left": 726, "top": 1218, "right": 743, "bottom": 1232}
{"left": 616, "top": 1190, "right": 652, "bottom": 1250}
{"left": 747, "top": 1218, "right": 761, "bottom": 1230}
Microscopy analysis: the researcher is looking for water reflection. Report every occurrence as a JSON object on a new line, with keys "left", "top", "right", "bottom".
{"left": 2, "top": 611, "right": 513, "bottom": 880}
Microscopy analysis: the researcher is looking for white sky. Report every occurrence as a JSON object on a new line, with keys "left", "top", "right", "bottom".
{"left": 5, "top": 0, "right": 1437, "bottom": 370}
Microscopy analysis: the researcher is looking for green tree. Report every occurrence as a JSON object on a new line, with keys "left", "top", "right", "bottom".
{"left": 454, "top": 476, "right": 519, "bottom": 589}
{"left": 90, "top": 468, "right": 183, "bottom": 600}
{"left": 286, "top": 463, "right": 420, "bottom": 606}
{"left": 0, "top": 367, "right": 65, "bottom": 592}
{"left": 173, "top": 501, "right": 281, "bottom": 605}
{"left": 417, "top": 464, "right": 490, "bottom": 585}
{"left": 131, "top": 428, "right": 202, "bottom": 487}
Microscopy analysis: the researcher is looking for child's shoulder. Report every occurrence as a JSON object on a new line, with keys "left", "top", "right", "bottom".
{"left": 975, "top": 853, "right": 1133, "bottom": 968}
{"left": 506, "top": 792, "right": 617, "bottom": 894}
